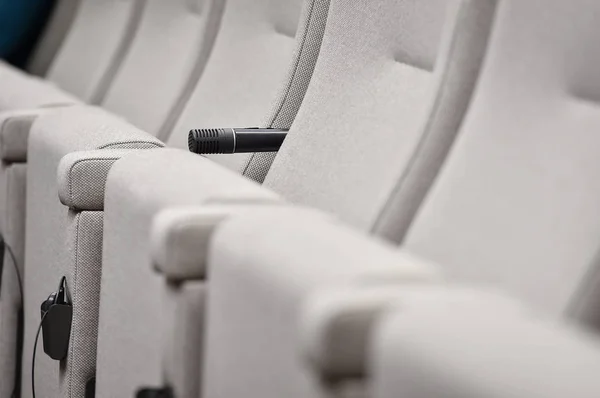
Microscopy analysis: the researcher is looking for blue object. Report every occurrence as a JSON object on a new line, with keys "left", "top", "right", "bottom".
{"left": 0, "top": 0, "right": 56, "bottom": 68}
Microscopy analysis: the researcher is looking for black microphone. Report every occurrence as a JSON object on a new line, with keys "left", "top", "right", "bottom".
{"left": 188, "top": 128, "right": 288, "bottom": 154}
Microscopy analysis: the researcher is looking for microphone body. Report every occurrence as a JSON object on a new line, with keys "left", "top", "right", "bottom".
{"left": 188, "top": 128, "right": 288, "bottom": 154}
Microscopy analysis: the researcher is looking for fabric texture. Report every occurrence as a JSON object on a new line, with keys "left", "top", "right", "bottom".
{"left": 263, "top": 0, "right": 492, "bottom": 235}
{"left": 60, "top": 211, "right": 104, "bottom": 398}
{"left": 57, "top": 149, "right": 149, "bottom": 211}
{"left": 242, "top": 0, "right": 332, "bottom": 183}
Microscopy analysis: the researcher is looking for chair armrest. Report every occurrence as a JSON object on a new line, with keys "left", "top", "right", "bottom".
{"left": 151, "top": 204, "right": 298, "bottom": 282}
{"left": 0, "top": 107, "right": 65, "bottom": 162}
{"left": 300, "top": 285, "right": 522, "bottom": 381}
{"left": 57, "top": 148, "right": 150, "bottom": 210}
{"left": 30, "top": 105, "right": 164, "bottom": 210}
{"left": 105, "top": 148, "right": 283, "bottom": 221}
{"left": 372, "top": 291, "right": 600, "bottom": 398}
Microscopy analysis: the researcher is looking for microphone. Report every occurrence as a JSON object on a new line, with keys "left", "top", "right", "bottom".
{"left": 188, "top": 128, "right": 288, "bottom": 154}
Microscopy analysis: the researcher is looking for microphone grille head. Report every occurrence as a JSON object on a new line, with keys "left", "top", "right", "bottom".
{"left": 188, "top": 129, "right": 223, "bottom": 154}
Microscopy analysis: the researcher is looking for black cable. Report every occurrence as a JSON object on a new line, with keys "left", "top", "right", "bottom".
{"left": 4, "top": 240, "right": 24, "bottom": 398}
{"left": 4, "top": 242, "right": 23, "bottom": 307}
{"left": 32, "top": 313, "right": 46, "bottom": 398}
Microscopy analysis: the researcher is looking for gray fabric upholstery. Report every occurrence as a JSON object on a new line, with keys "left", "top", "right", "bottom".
{"left": 242, "top": 0, "right": 331, "bottom": 182}
{"left": 60, "top": 211, "right": 104, "bottom": 398}
{"left": 264, "top": 0, "right": 495, "bottom": 233}
{"left": 402, "top": 0, "right": 600, "bottom": 324}
{"left": 96, "top": 149, "right": 281, "bottom": 398}
{"left": 372, "top": 291, "right": 600, "bottom": 398}
{"left": 22, "top": 108, "right": 163, "bottom": 398}
{"left": 57, "top": 149, "right": 145, "bottom": 211}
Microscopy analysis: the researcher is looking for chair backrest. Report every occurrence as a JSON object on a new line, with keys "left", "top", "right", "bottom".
{"left": 99, "top": 0, "right": 223, "bottom": 135}
{"left": 45, "top": 0, "right": 144, "bottom": 102}
{"left": 403, "top": 0, "right": 600, "bottom": 325}
{"left": 264, "top": 0, "right": 496, "bottom": 232}
{"left": 164, "top": 0, "right": 329, "bottom": 181}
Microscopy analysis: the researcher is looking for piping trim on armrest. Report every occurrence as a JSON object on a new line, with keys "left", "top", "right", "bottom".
{"left": 58, "top": 147, "right": 162, "bottom": 211}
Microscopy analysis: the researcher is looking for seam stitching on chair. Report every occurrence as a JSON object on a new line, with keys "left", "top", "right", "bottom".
{"left": 66, "top": 143, "right": 162, "bottom": 208}
{"left": 242, "top": 0, "right": 319, "bottom": 176}
{"left": 69, "top": 212, "right": 82, "bottom": 398}
{"left": 269, "top": 0, "right": 318, "bottom": 126}
{"left": 98, "top": 141, "right": 163, "bottom": 150}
